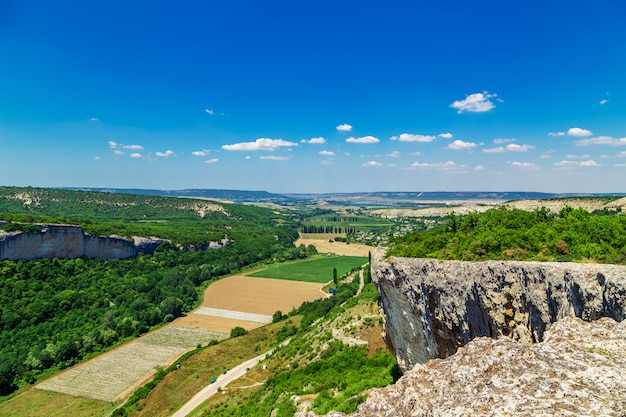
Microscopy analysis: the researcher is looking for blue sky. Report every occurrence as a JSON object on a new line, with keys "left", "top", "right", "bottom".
{"left": 1, "top": 1, "right": 625, "bottom": 193}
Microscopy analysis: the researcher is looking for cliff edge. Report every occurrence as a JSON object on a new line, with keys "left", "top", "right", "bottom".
{"left": 305, "top": 250, "right": 626, "bottom": 416}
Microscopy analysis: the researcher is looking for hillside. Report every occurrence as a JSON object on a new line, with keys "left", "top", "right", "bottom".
{"left": 0, "top": 187, "right": 304, "bottom": 397}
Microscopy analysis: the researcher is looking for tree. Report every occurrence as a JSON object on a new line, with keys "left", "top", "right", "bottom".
{"left": 230, "top": 326, "right": 247, "bottom": 337}
{"left": 333, "top": 267, "right": 338, "bottom": 285}
{"left": 272, "top": 310, "right": 284, "bottom": 323}
{"left": 0, "top": 355, "right": 17, "bottom": 395}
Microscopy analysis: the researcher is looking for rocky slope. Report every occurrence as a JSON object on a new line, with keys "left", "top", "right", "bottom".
{"left": 316, "top": 317, "right": 626, "bottom": 417}
{"left": 304, "top": 251, "right": 626, "bottom": 416}
{"left": 372, "top": 249, "right": 626, "bottom": 371}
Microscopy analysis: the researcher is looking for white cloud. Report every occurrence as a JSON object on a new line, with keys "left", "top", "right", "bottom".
{"left": 600, "top": 99, "right": 609, "bottom": 105}
{"left": 548, "top": 132, "right": 566, "bottom": 137}
{"left": 568, "top": 127, "right": 593, "bottom": 137}
{"left": 113, "top": 150, "right": 124, "bottom": 155}
{"left": 581, "top": 160, "right": 600, "bottom": 166}
{"left": 618, "top": 151, "right": 626, "bottom": 158}
{"left": 392, "top": 133, "right": 436, "bottom": 142}
{"left": 475, "top": 165, "right": 485, "bottom": 171}
{"left": 614, "top": 163, "right": 626, "bottom": 167}
{"left": 204, "top": 158, "right": 219, "bottom": 164}
{"left": 411, "top": 161, "right": 457, "bottom": 169}
{"left": 205, "top": 108, "right": 215, "bottom": 115}
{"left": 260, "top": 155, "right": 291, "bottom": 161}
{"left": 450, "top": 91, "right": 497, "bottom": 114}
{"left": 319, "top": 150, "right": 335, "bottom": 156}
{"left": 565, "top": 154, "right": 590, "bottom": 159}
{"left": 130, "top": 153, "right": 142, "bottom": 158}
{"left": 438, "top": 133, "right": 453, "bottom": 139}
{"left": 108, "top": 141, "right": 118, "bottom": 148}
{"left": 386, "top": 151, "right": 400, "bottom": 158}
{"left": 574, "top": 136, "right": 626, "bottom": 146}
{"left": 89, "top": 117, "right": 100, "bottom": 122}
{"left": 554, "top": 160, "right": 600, "bottom": 167}
{"left": 336, "top": 124, "right": 353, "bottom": 132}
{"left": 222, "top": 138, "right": 297, "bottom": 151}
{"left": 408, "top": 151, "right": 421, "bottom": 156}
{"left": 483, "top": 147, "right": 505, "bottom": 153}
{"left": 321, "top": 159, "right": 335, "bottom": 165}
{"left": 493, "top": 138, "right": 515, "bottom": 144}
{"left": 192, "top": 150, "right": 210, "bottom": 156}
{"left": 505, "top": 144, "right": 534, "bottom": 152}
{"left": 301, "top": 137, "right": 326, "bottom": 144}
{"left": 363, "top": 161, "right": 383, "bottom": 167}
{"left": 510, "top": 161, "right": 538, "bottom": 169}
{"left": 346, "top": 136, "right": 380, "bottom": 144}
{"left": 447, "top": 140, "right": 477, "bottom": 150}
{"left": 156, "top": 150, "right": 174, "bottom": 157}
{"left": 123, "top": 144, "right": 144, "bottom": 150}
{"left": 483, "top": 143, "right": 535, "bottom": 154}
{"left": 93, "top": 156, "right": 102, "bottom": 160}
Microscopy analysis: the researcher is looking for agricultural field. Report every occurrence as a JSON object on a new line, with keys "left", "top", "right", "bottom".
{"left": 0, "top": 389, "right": 114, "bottom": 417}
{"left": 192, "top": 275, "right": 327, "bottom": 315}
{"left": 295, "top": 235, "right": 373, "bottom": 257}
{"left": 34, "top": 326, "right": 224, "bottom": 402}
{"left": 248, "top": 256, "right": 368, "bottom": 283}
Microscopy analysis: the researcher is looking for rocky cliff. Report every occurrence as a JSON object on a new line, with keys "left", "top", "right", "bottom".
{"left": 371, "top": 248, "right": 626, "bottom": 371}
{"left": 0, "top": 225, "right": 164, "bottom": 260}
{"left": 305, "top": 250, "right": 626, "bottom": 416}
{"left": 315, "top": 317, "right": 626, "bottom": 417}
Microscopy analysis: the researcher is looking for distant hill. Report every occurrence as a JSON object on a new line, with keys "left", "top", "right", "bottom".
{"left": 62, "top": 187, "right": 295, "bottom": 204}
{"left": 11, "top": 187, "right": 626, "bottom": 206}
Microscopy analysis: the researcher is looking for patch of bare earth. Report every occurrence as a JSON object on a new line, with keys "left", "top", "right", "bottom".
{"left": 176, "top": 275, "right": 326, "bottom": 332}
{"left": 504, "top": 196, "right": 626, "bottom": 213}
{"left": 296, "top": 237, "right": 373, "bottom": 257}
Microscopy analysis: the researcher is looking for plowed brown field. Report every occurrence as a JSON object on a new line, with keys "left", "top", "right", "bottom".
{"left": 295, "top": 237, "right": 373, "bottom": 257}
{"left": 175, "top": 276, "right": 326, "bottom": 331}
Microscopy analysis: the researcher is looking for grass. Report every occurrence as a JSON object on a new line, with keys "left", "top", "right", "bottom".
{"left": 128, "top": 318, "right": 301, "bottom": 417}
{"left": 248, "top": 256, "right": 367, "bottom": 283}
{"left": 0, "top": 389, "right": 116, "bottom": 417}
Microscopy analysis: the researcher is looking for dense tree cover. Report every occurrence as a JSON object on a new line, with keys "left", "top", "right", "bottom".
{"left": 0, "top": 188, "right": 306, "bottom": 395}
{"left": 0, "top": 229, "right": 299, "bottom": 394}
{"left": 388, "top": 206, "right": 626, "bottom": 264}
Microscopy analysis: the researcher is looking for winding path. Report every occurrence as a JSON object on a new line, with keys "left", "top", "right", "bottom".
{"left": 170, "top": 340, "right": 289, "bottom": 417}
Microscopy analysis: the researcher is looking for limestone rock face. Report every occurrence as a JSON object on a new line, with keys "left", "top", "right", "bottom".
{"left": 350, "top": 317, "right": 626, "bottom": 417}
{"left": 0, "top": 225, "right": 136, "bottom": 260}
{"left": 372, "top": 248, "right": 626, "bottom": 371}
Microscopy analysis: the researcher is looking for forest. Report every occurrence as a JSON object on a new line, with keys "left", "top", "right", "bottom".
{"left": 0, "top": 187, "right": 304, "bottom": 395}
{"left": 388, "top": 205, "right": 626, "bottom": 264}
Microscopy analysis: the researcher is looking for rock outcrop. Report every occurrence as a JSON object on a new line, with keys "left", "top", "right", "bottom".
{"left": 0, "top": 224, "right": 232, "bottom": 260}
{"left": 372, "top": 248, "right": 626, "bottom": 371}
{"left": 0, "top": 225, "right": 137, "bottom": 260}
{"left": 322, "top": 317, "right": 626, "bottom": 417}
{"left": 306, "top": 251, "right": 626, "bottom": 417}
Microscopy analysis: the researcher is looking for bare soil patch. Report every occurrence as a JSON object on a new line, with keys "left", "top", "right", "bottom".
{"left": 197, "top": 275, "right": 326, "bottom": 315}
{"left": 174, "top": 314, "right": 263, "bottom": 333}
{"left": 296, "top": 237, "right": 373, "bottom": 257}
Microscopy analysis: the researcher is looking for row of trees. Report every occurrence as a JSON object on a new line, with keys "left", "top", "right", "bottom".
{"left": 300, "top": 225, "right": 359, "bottom": 234}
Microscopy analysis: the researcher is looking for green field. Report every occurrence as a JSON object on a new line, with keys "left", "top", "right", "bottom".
{"left": 249, "top": 256, "right": 368, "bottom": 283}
